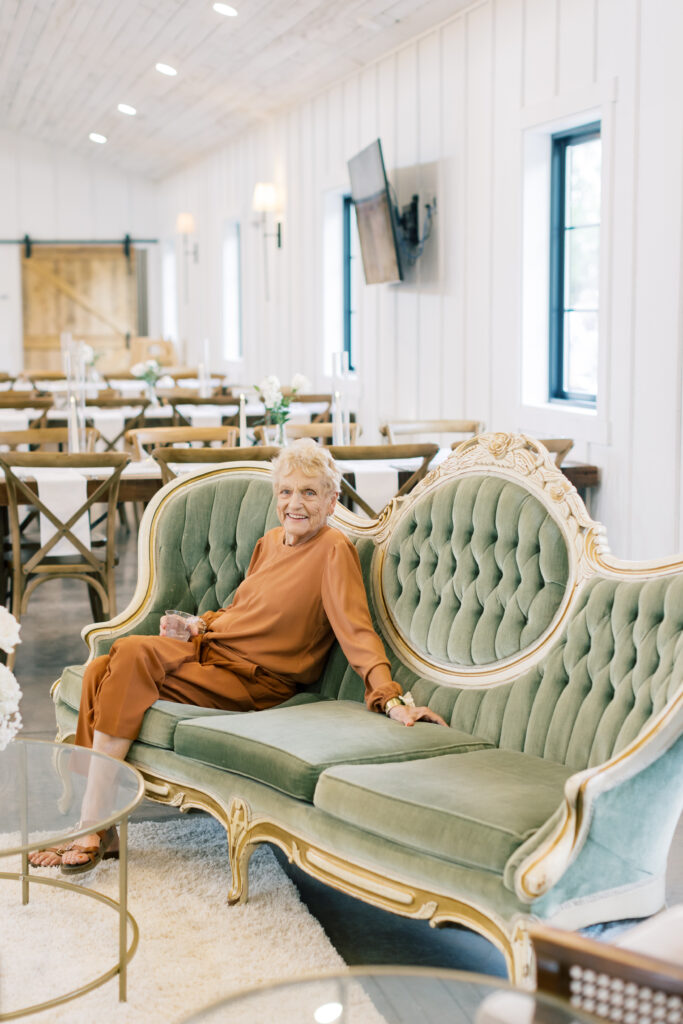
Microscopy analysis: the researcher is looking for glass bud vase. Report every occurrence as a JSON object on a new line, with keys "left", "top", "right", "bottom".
{"left": 146, "top": 381, "right": 160, "bottom": 407}
{"left": 276, "top": 421, "right": 287, "bottom": 446}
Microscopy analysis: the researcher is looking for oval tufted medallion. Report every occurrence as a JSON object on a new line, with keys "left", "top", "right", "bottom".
{"left": 381, "top": 476, "right": 570, "bottom": 667}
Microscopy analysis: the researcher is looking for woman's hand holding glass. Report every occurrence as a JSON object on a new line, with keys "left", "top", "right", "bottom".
{"left": 160, "top": 610, "right": 207, "bottom": 641}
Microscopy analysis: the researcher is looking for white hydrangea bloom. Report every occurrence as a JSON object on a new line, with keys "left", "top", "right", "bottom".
{"left": 259, "top": 375, "right": 283, "bottom": 409}
{"left": 290, "top": 373, "right": 311, "bottom": 394}
{"left": 80, "top": 343, "right": 95, "bottom": 365}
{"left": 130, "top": 362, "right": 146, "bottom": 377}
{"left": 0, "top": 608, "right": 21, "bottom": 655}
{"left": 0, "top": 664, "right": 21, "bottom": 717}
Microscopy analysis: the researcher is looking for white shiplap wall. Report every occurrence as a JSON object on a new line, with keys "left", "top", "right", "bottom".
{"left": 163, "top": 0, "right": 678, "bottom": 560}
{"left": 0, "top": 128, "right": 161, "bottom": 369}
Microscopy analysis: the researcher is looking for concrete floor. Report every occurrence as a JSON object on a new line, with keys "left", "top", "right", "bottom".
{"left": 9, "top": 521, "right": 683, "bottom": 977}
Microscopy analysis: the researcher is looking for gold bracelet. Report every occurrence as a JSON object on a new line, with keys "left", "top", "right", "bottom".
{"left": 384, "top": 696, "right": 404, "bottom": 715}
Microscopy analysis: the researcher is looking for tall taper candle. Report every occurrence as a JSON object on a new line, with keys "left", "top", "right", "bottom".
{"left": 68, "top": 395, "right": 80, "bottom": 454}
{"left": 239, "top": 393, "right": 248, "bottom": 446}
{"left": 332, "top": 391, "right": 344, "bottom": 446}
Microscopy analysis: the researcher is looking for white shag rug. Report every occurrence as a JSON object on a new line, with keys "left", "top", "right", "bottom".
{"left": 0, "top": 814, "right": 357, "bottom": 1023}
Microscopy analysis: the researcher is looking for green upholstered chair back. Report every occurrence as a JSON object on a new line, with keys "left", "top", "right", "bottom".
{"left": 119, "top": 474, "right": 280, "bottom": 641}
{"left": 379, "top": 475, "right": 571, "bottom": 667}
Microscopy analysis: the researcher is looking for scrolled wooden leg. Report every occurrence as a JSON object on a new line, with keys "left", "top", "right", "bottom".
{"left": 227, "top": 797, "right": 254, "bottom": 906}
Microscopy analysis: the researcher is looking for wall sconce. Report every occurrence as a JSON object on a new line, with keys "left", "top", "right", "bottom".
{"left": 252, "top": 182, "right": 282, "bottom": 248}
{"left": 176, "top": 211, "right": 198, "bottom": 302}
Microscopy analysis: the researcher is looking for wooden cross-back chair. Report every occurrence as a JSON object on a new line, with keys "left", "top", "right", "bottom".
{"left": 0, "top": 451, "right": 130, "bottom": 665}
{"left": 279, "top": 393, "right": 334, "bottom": 422}
{"left": 125, "top": 425, "right": 240, "bottom": 461}
{"left": 158, "top": 393, "right": 240, "bottom": 427}
{"left": 254, "top": 422, "right": 360, "bottom": 446}
{"left": 81, "top": 396, "right": 151, "bottom": 452}
{"left": 328, "top": 443, "right": 439, "bottom": 518}
{"left": 0, "top": 428, "right": 101, "bottom": 541}
{"left": 0, "top": 396, "right": 53, "bottom": 428}
{"left": 537, "top": 438, "right": 574, "bottom": 468}
{"left": 151, "top": 446, "right": 281, "bottom": 484}
{"left": 0, "top": 427, "right": 100, "bottom": 452}
{"left": 528, "top": 919, "right": 683, "bottom": 1024}
{"left": 381, "top": 418, "right": 484, "bottom": 445}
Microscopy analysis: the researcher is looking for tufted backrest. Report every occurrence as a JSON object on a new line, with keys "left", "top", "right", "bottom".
{"left": 134, "top": 474, "right": 280, "bottom": 635}
{"left": 380, "top": 476, "right": 571, "bottom": 666}
{"left": 319, "top": 541, "right": 683, "bottom": 773}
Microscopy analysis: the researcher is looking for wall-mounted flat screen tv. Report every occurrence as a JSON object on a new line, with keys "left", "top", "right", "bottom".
{"left": 347, "top": 139, "right": 403, "bottom": 284}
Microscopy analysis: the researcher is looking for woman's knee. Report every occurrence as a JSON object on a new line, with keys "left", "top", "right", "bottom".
{"left": 110, "top": 634, "right": 158, "bottom": 659}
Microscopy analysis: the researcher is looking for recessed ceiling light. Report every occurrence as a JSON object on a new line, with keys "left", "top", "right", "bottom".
{"left": 89, "top": 132, "right": 107, "bottom": 144}
{"left": 213, "top": 3, "right": 238, "bottom": 15}
{"left": 117, "top": 103, "right": 137, "bottom": 116}
{"left": 155, "top": 62, "right": 177, "bottom": 76}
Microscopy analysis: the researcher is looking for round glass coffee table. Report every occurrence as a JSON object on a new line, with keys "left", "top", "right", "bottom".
{"left": 180, "top": 966, "right": 597, "bottom": 1023}
{"left": 0, "top": 738, "right": 144, "bottom": 1019}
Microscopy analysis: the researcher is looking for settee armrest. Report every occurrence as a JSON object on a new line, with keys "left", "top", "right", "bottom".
{"left": 504, "top": 690, "right": 683, "bottom": 903}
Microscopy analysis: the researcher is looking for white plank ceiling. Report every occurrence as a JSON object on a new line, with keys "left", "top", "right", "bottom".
{"left": 0, "top": 0, "right": 473, "bottom": 180}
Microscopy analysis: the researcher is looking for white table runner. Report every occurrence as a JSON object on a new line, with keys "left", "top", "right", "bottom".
{"left": 176, "top": 404, "right": 226, "bottom": 428}
{"left": 88, "top": 408, "right": 126, "bottom": 447}
{"left": 16, "top": 467, "right": 91, "bottom": 557}
{"left": 0, "top": 410, "right": 30, "bottom": 436}
{"left": 336, "top": 459, "right": 400, "bottom": 514}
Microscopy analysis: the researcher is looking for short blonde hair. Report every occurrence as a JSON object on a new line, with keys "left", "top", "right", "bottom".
{"left": 271, "top": 438, "right": 341, "bottom": 494}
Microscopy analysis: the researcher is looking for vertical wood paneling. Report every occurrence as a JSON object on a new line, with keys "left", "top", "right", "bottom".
{"left": 17, "top": 137, "right": 57, "bottom": 236}
{"left": 629, "top": 0, "right": 683, "bottom": 553}
{"left": 522, "top": 0, "right": 557, "bottom": 106}
{"left": 490, "top": 0, "right": 524, "bottom": 432}
{"left": 439, "top": 19, "right": 466, "bottom": 420}
{"left": 375, "top": 54, "right": 398, "bottom": 428}
{"left": 557, "top": 0, "right": 596, "bottom": 94}
{"left": 394, "top": 45, "right": 419, "bottom": 422}
{"left": 590, "top": 0, "right": 638, "bottom": 555}
{"left": 463, "top": 4, "right": 493, "bottom": 424}
{"left": 416, "top": 32, "right": 442, "bottom": 421}
{"left": 355, "top": 65, "right": 379, "bottom": 430}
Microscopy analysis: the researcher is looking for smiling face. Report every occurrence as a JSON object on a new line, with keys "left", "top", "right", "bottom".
{"left": 276, "top": 471, "right": 338, "bottom": 546}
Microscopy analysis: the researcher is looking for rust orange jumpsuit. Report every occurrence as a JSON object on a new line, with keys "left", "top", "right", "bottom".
{"left": 75, "top": 525, "right": 402, "bottom": 747}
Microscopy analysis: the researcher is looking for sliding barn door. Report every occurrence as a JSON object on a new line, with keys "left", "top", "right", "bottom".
{"left": 21, "top": 245, "right": 138, "bottom": 373}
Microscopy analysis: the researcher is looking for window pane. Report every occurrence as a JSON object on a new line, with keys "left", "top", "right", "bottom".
{"left": 565, "top": 224, "right": 599, "bottom": 309}
{"left": 566, "top": 137, "right": 601, "bottom": 226}
{"left": 563, "top": 310, "right": 598, "bottom": 396}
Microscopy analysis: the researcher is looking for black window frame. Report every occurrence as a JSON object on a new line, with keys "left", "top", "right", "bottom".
{"left": 342, "top": 194, "right": 355, "bottom": 372}
{"left": 549, "top": 120, "right": 601, "bottom": 405}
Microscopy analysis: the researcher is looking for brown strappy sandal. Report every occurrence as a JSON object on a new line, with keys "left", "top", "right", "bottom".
{"left": 60, "top": 826, "right": 119, "bottom": 875}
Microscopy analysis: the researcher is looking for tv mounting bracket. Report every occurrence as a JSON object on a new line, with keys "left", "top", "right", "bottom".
{"left": 395, "top": 194, "right": 437, "bottom": 264}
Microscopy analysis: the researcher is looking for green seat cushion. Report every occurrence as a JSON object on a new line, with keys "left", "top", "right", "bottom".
{"left": 56, "top": 664, "right": 325, "bottom": 750}
{"left": 173, "top": 700, "right": 492, "bottom": 801}
{"left": 313, "top": 748, "right": 574, "bottom": 873}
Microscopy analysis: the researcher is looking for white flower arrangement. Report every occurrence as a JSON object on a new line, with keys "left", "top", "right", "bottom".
{"left": 131, "top": 359, "right": 162, "bottom": 386}
{"left": 80, "top": 342, "right": 102, "bottom": 367}
{"left": 0, "top": 609, "right": 22, "bottom": 752}
{"left": 254, "top": 372, "right": 311, "bottom": 426}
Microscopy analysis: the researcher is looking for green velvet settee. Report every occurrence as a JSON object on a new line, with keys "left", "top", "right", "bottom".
{"left": 51, "top": 433, "right": 683, "bottom": 984}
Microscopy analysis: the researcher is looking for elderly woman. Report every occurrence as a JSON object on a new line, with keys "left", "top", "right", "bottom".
{"left": 31, "top": 439, "right": 445, "bottom": 873}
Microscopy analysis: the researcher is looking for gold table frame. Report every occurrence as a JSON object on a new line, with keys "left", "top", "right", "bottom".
{"left": 0, "top": 740, "right": 145, "bottom": 1020}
